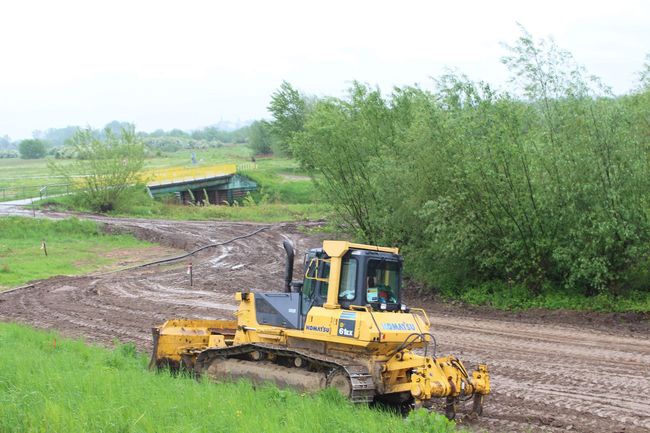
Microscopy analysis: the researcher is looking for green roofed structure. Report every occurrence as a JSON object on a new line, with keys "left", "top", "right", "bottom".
{"left": 145, "top": 164, "right": 257, "bottom": 205}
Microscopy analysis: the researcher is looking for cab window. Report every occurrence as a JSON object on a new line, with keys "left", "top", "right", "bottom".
{"left": 318, "top": 260, "right": 330, "bottom": 297}
{"left": 338, "top": 258, "right": 357, "bottom": 301}
{"left": 366, "top": 260, "right": 400, "bottom": 303}
{"left": 304, "top": 255, "right": 329, "bottom": 298}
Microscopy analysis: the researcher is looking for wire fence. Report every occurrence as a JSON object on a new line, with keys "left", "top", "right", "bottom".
{"left": 0, "top": 183, "right": 71, "bottom": 202}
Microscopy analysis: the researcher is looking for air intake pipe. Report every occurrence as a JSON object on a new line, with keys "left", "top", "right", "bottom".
{"left": 283, "top": 240, "right": 294, "bottom": 293}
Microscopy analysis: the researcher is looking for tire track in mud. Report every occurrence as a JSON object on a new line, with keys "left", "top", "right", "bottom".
{"left": 0, "top": 217, "right": 315, "bottom": 348}
{"left": 423, "top": 314, "right": 650, "bottom": 432}
{"left": 1, "top": 213, "right": 649, "bottom": 432}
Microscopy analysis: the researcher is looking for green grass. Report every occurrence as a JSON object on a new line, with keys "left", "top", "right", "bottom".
{"left": 242, "top": 158, "right": 319, "bottom": 205}
{"left": 144, "top": 144, "right": 253, "bottom": 169}
{"left": 442, "top": 281, "right": 650, "bottom": 313}
{"left": 118, "top": 201, "right": 330, "bottom": 223}
{"left": 0, "top": 217, "right": 154, "bottom": 289}
{"left": 0, "top": 323, "right": 458, "bottom": 433}
{"left": 40, "top": 191, "right": 330, "bottom": 223}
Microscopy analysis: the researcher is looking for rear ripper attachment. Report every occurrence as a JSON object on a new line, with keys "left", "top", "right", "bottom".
{"left": 150, "top": 240, "right": 491, "bottom": 419}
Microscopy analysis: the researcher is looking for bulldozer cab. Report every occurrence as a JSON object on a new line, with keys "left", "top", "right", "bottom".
{"left": 253, "top": 241, "right": 403, "bottom": 331}
{"left": 302, "top": 246, "right": 403, "bottom": 314}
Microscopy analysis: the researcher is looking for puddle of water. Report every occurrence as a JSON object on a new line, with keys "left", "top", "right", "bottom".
{"left": 210, "top": 246, "right": 232, "bottom": 268}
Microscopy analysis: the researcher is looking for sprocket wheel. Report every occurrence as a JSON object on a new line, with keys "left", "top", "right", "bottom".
{"left": 326, "top": 368, "right": 352, "bottom": 398}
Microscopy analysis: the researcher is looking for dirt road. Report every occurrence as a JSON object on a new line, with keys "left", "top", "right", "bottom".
{"left": 0, "top": 213, "right": 648, "bottom": 432}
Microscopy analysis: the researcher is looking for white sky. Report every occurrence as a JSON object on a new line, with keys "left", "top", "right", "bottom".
{"left": 0, "top": 0, "right": 648, "bottom": 139}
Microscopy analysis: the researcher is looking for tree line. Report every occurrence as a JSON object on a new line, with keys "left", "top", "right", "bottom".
{"left": 267, "top": 33, "right": 650, "bottom": 299}
{"left": 2, "top": 121, "right": 253, "bottom": 159}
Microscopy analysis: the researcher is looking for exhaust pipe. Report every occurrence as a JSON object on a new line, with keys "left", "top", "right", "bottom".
{"left": 283, "top": 240, "right": 294, "bottom": 293}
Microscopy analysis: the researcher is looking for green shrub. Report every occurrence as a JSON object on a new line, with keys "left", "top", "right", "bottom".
{"left": 279, "top": 31, "right": 650, "bottom": 302}
{"left": 18, "top": 139, "right": 46, "bottom": 159}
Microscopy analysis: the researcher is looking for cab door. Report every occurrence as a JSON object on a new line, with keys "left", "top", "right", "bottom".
{"left": 300, "top": 252, "right": 330, "bottom": 327}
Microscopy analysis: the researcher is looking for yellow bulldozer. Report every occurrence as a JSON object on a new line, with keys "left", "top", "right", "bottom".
{"left": 151, "top": 240, "right": 490, "bottom": 419}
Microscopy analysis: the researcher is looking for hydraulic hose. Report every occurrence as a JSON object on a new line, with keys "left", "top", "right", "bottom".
{"left": 387, "top": 332, "right": 437, "bottom": 358}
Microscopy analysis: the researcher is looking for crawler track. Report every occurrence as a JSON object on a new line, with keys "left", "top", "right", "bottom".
{"left": 195, "top": 343, "right": 376, "bottom": 403}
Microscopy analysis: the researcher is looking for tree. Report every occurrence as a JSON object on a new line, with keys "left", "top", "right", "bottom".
{"left": 267, "top": 81, "right": 308, "bottom": 156}
{"left": 640, "top": 53, "right": 650, "bottom": 89}
{"left": 247, "top": 120, "right": 274, "bottom": 155}
{"left": 103, "top": 121, "right": 135, "bottom": 137}
{"left": 0, "top": 135, "right": 11, "bottom": 149}
{"left": 49, "top": 126, "right": 145, "bottom": 212}
{"left": 285, "top": 33, "right": 650, "bottom": 298}
{"left": 19, "top": 139, "right": 46, "bottom": 159}
{"left": 32, "top": 126, "right": 78, "bottom": 147}
{"left": 291, "top": 82, "right": 391, "bottom": 242}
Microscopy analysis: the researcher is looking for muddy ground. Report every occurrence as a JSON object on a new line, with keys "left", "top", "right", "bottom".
{"left": 0, "top": 212, "right": 648, "bottom": 433}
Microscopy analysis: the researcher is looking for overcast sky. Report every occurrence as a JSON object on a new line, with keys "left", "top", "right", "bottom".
{"left": 1, "top": 0, "right": 648, "bottom": 140}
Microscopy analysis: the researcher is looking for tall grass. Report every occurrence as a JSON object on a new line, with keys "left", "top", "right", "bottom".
{"left": 0, "top": 323, "right": 457, "bottom": 433}
{"left": 0, "top": 217, "right": 152, "bottom": 288}
{"left": 41, "top": 192, "right": 330, "bottom": 223}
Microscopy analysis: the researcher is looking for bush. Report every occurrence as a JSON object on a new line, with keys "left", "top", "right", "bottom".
{"left": 248, "top": 120, "right": 274, "bottom": 155}
{"left": 18, "top": 139, "right": 46, "bottom": 159}
{"left": 49, "top": 126, "right": 145, "bottom": 212}
{"left": 0, "top": 149, "right": 18, "bottom": 158}
{"left": 280, "top": 32, "right": 650, "bottom": 299}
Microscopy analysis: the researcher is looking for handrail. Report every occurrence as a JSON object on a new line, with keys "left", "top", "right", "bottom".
{"left": 409, "top": 307, "right": 431, "bottom": 328}
{"left": 304, "top": 257, "right": 330, "bottom": 283}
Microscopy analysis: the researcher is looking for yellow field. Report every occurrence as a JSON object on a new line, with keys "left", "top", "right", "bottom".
{"left": 143, "top": 163, "right": 237, "bottom": 186}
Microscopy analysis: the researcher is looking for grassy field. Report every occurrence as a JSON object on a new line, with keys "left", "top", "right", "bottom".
{"left": 0, "top": 217, "right": 158, "bottom": 289}
{"left": 1, "top": 145, "right": 327, "bottom": 222}
{"left": 0, "top": 322, "right": 458, "bottom": 433}
{"left": 0, "top": 158, "right": 74, "bottom": 200}
{"left": 0, "top": 145, "right": 315, "bottom": 200}
{"left": 3, "top": 143, "right": 328, "bottom": 222}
